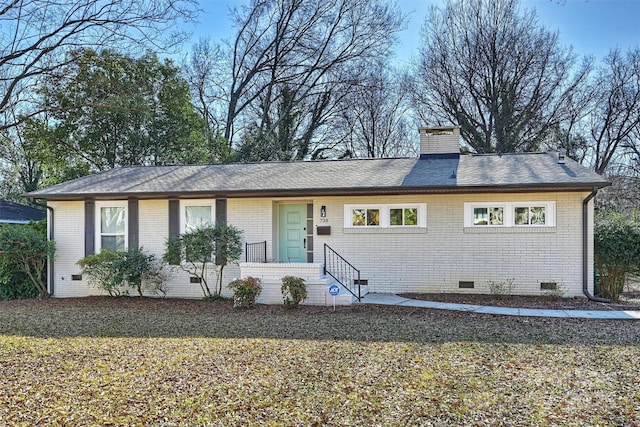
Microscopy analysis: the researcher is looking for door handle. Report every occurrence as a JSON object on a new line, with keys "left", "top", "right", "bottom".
{"left": 303, "top": 238, "right": 306, "bottom": 249}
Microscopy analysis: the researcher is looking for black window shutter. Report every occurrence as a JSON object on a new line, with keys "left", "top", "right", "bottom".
{"left": 84, "top": 200, "right": 95, "bottom": 257}
{"left": 167, "top": 199, "right": 180, "bottom": 265}
{"left": 215, "top": 199, "right": 227, "bottom": 265}
{"left": 128, "top": 199, "right": 139, "bottom": 250}
{"left": 168, "top": 199, "right": 180, "bottom": 240}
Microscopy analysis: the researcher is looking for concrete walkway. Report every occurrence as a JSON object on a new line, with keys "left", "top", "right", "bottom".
{"left": 359, "top": 293, "right": 640, "bottom": 320}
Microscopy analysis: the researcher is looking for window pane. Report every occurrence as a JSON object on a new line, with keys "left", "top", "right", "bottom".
{"left": 404, "top": 208, "right": 418, "bottom": 226}
{"left": 101, "top": 207, "right": 125, "bottom": 234}
{"left": 489, "top": 207, "right": 503, "bottom": 225}
{"left": 366, "top": 209, "right": 380, "bottom": 226}
{"left": 514, "top": 207, "right": 529, "bottom": 225}
{"left": 352, "top": 209, "right": 366, "bottom": 226}
{"left": 474, "top": 208, "right": 488, "bottom": 225}
{"left": 530, "top": 207, "right": 546, "bottom": 225}
{"left": 101, "top": 235, "right": 125, "bottom": 252}
{"left": 185, "top": 206, "right": 211, "bottom": 232}
{"left": 390, "top": 209, "right": 403, "bottom": 226}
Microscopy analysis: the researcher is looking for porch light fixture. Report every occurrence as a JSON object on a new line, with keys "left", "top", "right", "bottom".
{"left": 320, "top": 205, "right": 326, "bottom": 217}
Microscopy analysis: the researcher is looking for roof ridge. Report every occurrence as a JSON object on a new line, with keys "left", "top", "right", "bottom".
{"left": 470, "top": 151, "right": 549, "bottom": 157}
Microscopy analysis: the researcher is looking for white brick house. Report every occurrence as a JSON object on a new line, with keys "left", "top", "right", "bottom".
{"left": 28, "top": 127, "right": 609, "bottom": 304}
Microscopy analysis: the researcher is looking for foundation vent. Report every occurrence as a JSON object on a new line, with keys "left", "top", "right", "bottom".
{"left": 540, "top": 282, "right": 558, "bottom": 290}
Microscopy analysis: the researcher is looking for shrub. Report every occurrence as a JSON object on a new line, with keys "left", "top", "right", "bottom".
{"left": 281, "top": 275, "right": 307, "bottom": 308}
{"left": 78, "top": 248, "right": 167, "bottom": 297}
{"left": 77, "top": 250, "right": 122, "bottom": 296}
{"left": 595, "top": 210, "right": 640, "bottom": 301}
{"left": 541, "top": 282, "right": 566, "bottom": 299}
{"left": 0, "top": 263, "right": 37, "bottom": 300}
{"left": 0, "top": 220, "right": 55, "bottom": 299}
{"left": 228, "top": 276, "right": 261, "bottom": 308}
{"left": 487, "top": 278, "right": 515, "bottom": 297}
{"left": 163, "top": 224, "right": 243, "bottom": 298}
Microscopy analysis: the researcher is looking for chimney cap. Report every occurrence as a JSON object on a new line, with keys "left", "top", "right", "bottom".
{"left": 419, "top": 125, "right": 461, "bottom": 134}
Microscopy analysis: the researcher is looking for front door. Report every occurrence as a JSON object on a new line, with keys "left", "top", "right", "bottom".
{"left": 278, "top": 204, "right": 307, "bottom": 263}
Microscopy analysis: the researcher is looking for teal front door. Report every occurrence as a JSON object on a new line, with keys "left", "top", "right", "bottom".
{"left": 279, "top": 204, "right": 307, "bottom": 262}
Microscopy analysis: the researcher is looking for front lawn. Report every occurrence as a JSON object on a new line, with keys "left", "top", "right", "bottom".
{"left": 1, "top": 297, "right": 639, "bottom": 425}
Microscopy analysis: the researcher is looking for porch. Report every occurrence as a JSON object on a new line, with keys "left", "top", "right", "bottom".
{"left": 239, "top": 262, "right": 367, "bottom": 306}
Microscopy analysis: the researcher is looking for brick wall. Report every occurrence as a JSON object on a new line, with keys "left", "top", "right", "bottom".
{"left": 311, "top": 192, "right": 591, "bottom": 297}
{"left": 48, "top": 201, "right": 92, "bottom": 297}
{"left": 48, "top": 191, "right": 594, "bottom": 300}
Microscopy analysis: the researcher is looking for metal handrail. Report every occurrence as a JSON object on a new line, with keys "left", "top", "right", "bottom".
{"left": 323, "top": 243, "right": 361, "bottom": 300}
{"left": 245, "top": 241, "right": 267, "bottom": 263}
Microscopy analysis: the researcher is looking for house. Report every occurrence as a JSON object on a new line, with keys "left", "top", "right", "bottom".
{"left": 27, "top": 126, "right": 609, "bottom": 304}
{"left": 0, "top": 200, "right": 46, "bottom": 224}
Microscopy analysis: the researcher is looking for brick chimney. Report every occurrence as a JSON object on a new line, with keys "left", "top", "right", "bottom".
{"left": 419, "top": 126, "right": 461, "bottom": 159}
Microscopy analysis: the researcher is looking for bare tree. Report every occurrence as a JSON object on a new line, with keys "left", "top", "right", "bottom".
{"left": 337, "top": 67, "right": 416, "bottom": 158}
{"left": 588, "top": 48, "right": 640, "bottom": 175}
{"left": 185, "top": 38, "right": 227, "bottom": 137}
{"left": 588, "top": 48, "right": 640, "bottom": 211}
{"left": 412, "top": 0, "right": 592, "bottom": 154}
{"left": 210, "top": 0, "right": 404, "bottom": 158}
{"left": 0, "top": 0, "right": 198, "bottom": 131}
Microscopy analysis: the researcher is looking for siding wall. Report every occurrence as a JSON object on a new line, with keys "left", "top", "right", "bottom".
{"left": 47, "top": 191, "right": 594, "bottom": 300}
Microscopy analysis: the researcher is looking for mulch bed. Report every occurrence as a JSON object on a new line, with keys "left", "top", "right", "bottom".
{"left": 399, "top": 292, "right": 640, "bottom": 311}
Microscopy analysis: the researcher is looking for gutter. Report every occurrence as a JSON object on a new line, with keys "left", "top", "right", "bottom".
{"left": 583, "top": 189, "right": 610, "bottom": 302}
{"left": 27, "top": 183, "right": 609, "bottom": 202}
{"left": 45, "top": 205, "right": 55, "bottom": 297}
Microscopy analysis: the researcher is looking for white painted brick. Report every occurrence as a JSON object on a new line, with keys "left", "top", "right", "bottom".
{"left": 48, "top": 191, "right": 594, "bottom": 301}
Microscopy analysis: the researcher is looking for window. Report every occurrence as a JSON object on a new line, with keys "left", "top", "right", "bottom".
{"left": 180, "top": 200, "right": 215, "bottom": 234}
{"left": 473, "top": 206, "right": 504, "bottom": 226}
{"left": 96, "top": 201, "right": 127, "bottom": 252}
{"left": 514, "top": 206, "right": 546, "bottom": 226}
{"left": 345, "top": 204, "right": 426, "bottom": 228}
{"left": 352, "top": 208, "right": 380, "bottom": 227}
{"left": 185, "top": 206, "right": 212, "bottom": 232}
{"left": 390, "top": 208, "right": 418, "bottom": 226}
{"left": 464, "top": 202, "right": 555, "bottom": 228}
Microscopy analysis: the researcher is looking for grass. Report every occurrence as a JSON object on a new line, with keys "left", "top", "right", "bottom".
{"left": 1, "top": 297, "right": 639, "bottom": 426}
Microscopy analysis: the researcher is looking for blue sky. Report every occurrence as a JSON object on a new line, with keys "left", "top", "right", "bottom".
{"left": 189, "top": 0, "right": 639, "bottom": 63}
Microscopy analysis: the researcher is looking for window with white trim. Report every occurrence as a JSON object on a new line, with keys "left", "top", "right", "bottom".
{"left": 464, "top": 202, "right": 555, "bottom": 228}
{"left": 96, "top": 201, "right": 127, "bottom": 252}
{"left": 514, "top": 205, "right": 547, "bottom": 226}
{"left": 472, "top": 206, "right": 504, "bottom": 226}
{"left": 390, "top": 207, "right": 418, "bottom": 226}
{"left": 180, "top": 200, "right": 215, "bottom": 233}
{"left": 345, "top": 204, "right": 426, "bottom": 228}
{"left": 352, "top": 208, "right": 380, "bottom": 227}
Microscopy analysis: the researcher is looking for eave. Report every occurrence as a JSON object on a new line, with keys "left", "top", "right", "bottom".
{"left": 27, "top": 181, "right": 611, "bottom": 202}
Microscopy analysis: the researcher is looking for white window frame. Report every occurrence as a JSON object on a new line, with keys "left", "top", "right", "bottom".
{"left": 464, "top": 202, "right": 555, "bottom": 228}
{"left": 180, "top": 199, "right": 216, "bottom": 234}
{"left": 344, "top": 204, "right": 427, "bottom": 228}
{"left": 349, "top": 206, "right": 383, "bottom": 227}
{"left": 512, "top": 203, "right": 555, "bottom": 227}
{"left": 95, "top": 201, "right": 128, "bottom": 252}
{"left": 465, "top": 203, "right": 507, "bottom": 227}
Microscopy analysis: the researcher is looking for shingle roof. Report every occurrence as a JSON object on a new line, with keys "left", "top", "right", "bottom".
{"left": 27, "top": 153, "right": 609, "bottom": 200}
{"left": 0, "top": 200, "right": 46, "bottom": 223}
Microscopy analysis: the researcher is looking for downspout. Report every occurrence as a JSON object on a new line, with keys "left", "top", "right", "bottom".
{"left": 45, "top": 205, "right": 55, "bottom": 297}
{"left": 583, "top": 188, "right": 610, "bottom": 302}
